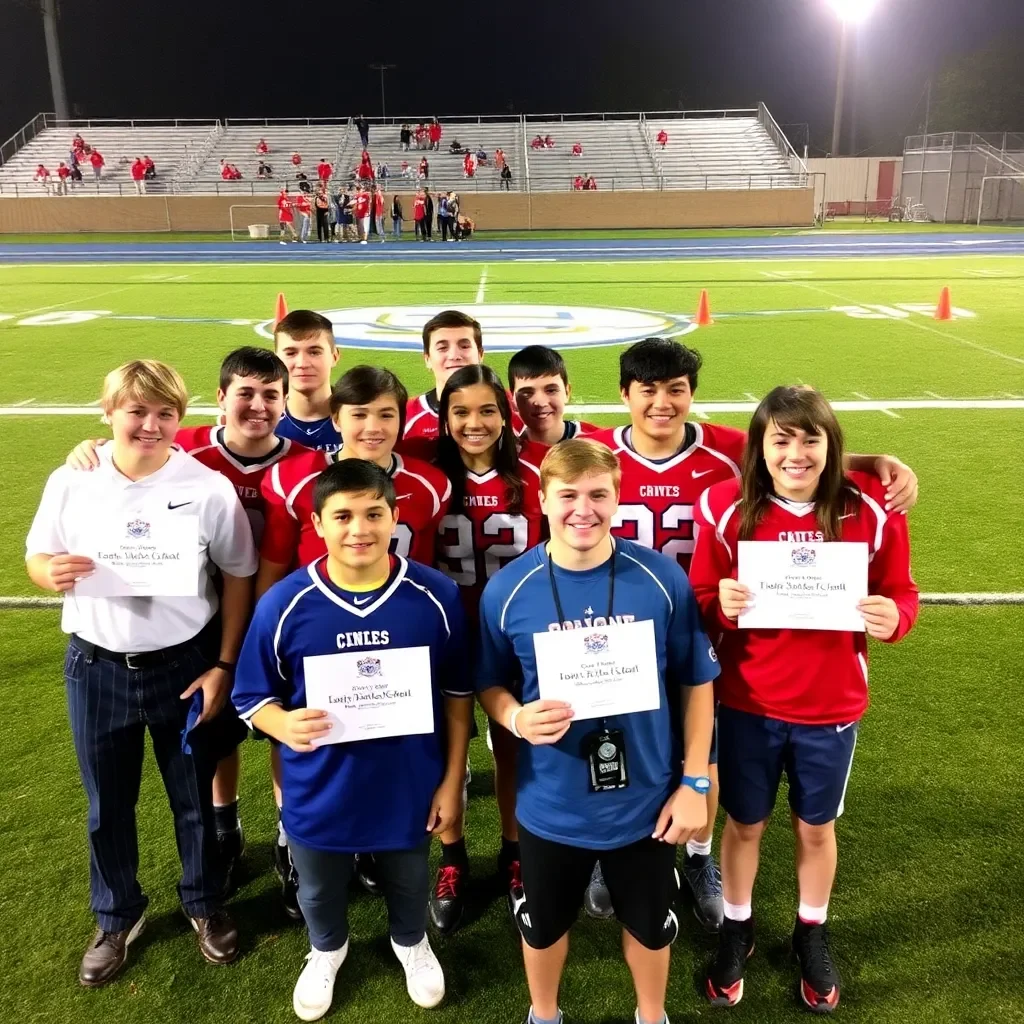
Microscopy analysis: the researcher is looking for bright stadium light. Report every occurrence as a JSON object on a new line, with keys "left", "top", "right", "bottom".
{"left": 828, "top": 0, "right": 880, "bottom": 154}
{"left": 828, "top": 0, "right": 879, "bottom": 22}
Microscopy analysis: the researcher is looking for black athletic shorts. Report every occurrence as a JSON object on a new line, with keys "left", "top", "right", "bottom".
{"left": 516, "top": 822, "right": 680, "bottom": 951}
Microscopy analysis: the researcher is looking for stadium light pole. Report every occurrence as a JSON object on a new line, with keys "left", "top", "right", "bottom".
{"left": 369, "top": 64, "right": 397, "bottom": 124}
{"left": 828, "top": 0, "right": 878, "bottom": 157}
{"left": 40, "top": 0, "right": 70, "bottom": 123}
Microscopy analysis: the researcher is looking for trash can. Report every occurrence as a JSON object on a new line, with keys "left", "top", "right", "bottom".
{"left": 248, "top": 224, "right": 270, "bottom": 239}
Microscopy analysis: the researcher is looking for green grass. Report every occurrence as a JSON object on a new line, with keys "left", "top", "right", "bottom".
{"left": 0, "top": 249, "right": 1022, "bottom": 1023}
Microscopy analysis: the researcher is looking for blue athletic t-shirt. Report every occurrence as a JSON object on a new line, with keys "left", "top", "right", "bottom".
{"left": 233, "top": 556, "right": 471, "bottom": 853}
{"left": 477, "top": 538, "right": 719, "bottom": 850}
{"left": 275, "top": 409, "right": 341, "bottom": 452}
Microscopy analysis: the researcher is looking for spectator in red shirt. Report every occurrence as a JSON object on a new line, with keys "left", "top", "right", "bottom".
{"left": 130, "top": 157, "right": 146, "bottom": 195}
{"left": 495, "top": 147, "right": 506, "bottom": 171}
{"left": 353, "top": 185, "right": 372, "bottom": 243}
{"left": 35, "top": 164, "right": 52, "bottom": 194}
{"left": 291, "top": 152, "right": 302, "bottom": 166}
{"left": 584, "top": 175, "right": 597, "bottom": 190}
{"left": 256, "top": 138, "right": 269, "bottom": 155}
{"left": 415, "top": 123, "right": 429, "bottom": 149}
{"left": 544, "top": 134, "right": 555, "bottom": 148}
{"left": 463, "top": 151, "right": 475, "bottom": 178}
{"left": 429, "top": 120, "right": 442, "bottom": 151}
{"left": 656, "top": 129, "right": 669, "bottom": 148}
{"left": 89, "top": 149, "right": 105, "bottom": 180}
{"left": 572, "top": 175, "right": 584, "bottom": 191}
{"left": 373, "top": 185, "right": 386, "bottom": 241}
{"left": 295, "top": 191, "right": 313, "bottom": 242}
{"left": 277, "top": 186, "right": 296, "bottom": 244}
{"left": 71, "top": 133, "right": 86, "bottom": 157}
{"left": 317, "top": 159, "right": 333, "bottom": 181}
{"left": 418, "top": 156, "right": 430, "bottom": 180}
{"left": 413, "top": 189, "right": 427, "bottom": 241}
{"left": 220, "top": 160, "right": 233, "bottom": 181}
{"left": 142, "top": 156, "right": 156, "bottom": 179}
{"left": 358, "top": 150, "right": 373, "bottom": 181}
{"left": 531, "top": 134, "right": 544, "bottom": 150}
{"left": 571, "top": 141, "right": 583, "bottom": 157}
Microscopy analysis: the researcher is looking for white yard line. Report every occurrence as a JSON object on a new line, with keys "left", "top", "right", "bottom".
{"left": 11, "top": 398, "right": 35, "bottom": 406}
{"left": 852, "top": 392, "right": 872, "bottom": 400}
{"left": 925, "top": 391, "right": 945, "bottom": 399}
{"left": 10, "top": 286, "right": 129, "bottom": 318}
{"left": 474, "top": 266, "right": 489, "bottom": 304}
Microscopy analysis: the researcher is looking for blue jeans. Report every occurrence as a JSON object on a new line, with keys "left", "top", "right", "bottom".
{"left": 63, "top": 631, "right": 225, "bottom": 931}
{"left": 392, "top": 216, "right": 402, "bottom": 238}
{"left": 289, "top": 836, "right": 431, "bottom": 951}
{"left": 299, "top": 213, "right": 311, "bottom": 241}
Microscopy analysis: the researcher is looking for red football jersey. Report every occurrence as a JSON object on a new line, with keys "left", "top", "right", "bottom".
{"left": 436, "top": 457, "right": 545, "bottom": 621}
{"left": 589, "top": 423, "right": 745, "bottom": 572}
{"left": 277, "top": 195, "right": 293, "bottom": 221}
{"left": 296, "top": 194, "right": 312, "bottom": 214}
{"left": 354, "top": 193, "right": 371, "bottom": 217}
{"left": 174, "top": 425, "right": 304, "bottom": 546}
{"left": 261, "top": 450, "right": 451, "bottom": 569}
{"left": 690, "top": 473, "right": 919, "bottom": 726}
{"left": 517, "top": 420, "right": 600, "bottom": 463}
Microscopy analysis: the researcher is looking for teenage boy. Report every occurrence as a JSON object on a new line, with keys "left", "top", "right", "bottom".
{"left": 402, "top": 310, "right": 524, "bottom": 458}
{"left": 509, "top": 344, "right": 599, "bottom": 451}
{"left": 274, "top": 310, "right": 342, "bottom": 453}
{"left": 61, "top": 347, "right": 307, "bottom": 891}
{"left": 476, "top": 438, "right": 719, "bottom": 1024}
{"left": 233, "top": 459, "right": 473, "bottom": 1022}
{"left": 26, "top": 360, "right": 257, "bottom": 987}
{"left": 586, "top": 338, "right": 920, "bottom": 930}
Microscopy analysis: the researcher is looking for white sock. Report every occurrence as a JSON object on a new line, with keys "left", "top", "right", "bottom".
{"left": 723, "top": 899, "right": 752, "bottom": 922}
{"left": 277, "top": 816, "right": 288, "bottom": 847}
{"left": 686, "top": 837, "right": 713, "bottom": 858}
{"left": 798, "top": 901, "right": 828, "bottom": 924}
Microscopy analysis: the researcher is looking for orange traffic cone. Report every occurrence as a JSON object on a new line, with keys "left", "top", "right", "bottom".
{"left": 695, "top": 289, "right": 713, "bottom": 327}
{"left": 934, "top": 286, "right": 952, "bottom": 321}
{"left": 273, "top": 292, "right": 288, "bottom": 329}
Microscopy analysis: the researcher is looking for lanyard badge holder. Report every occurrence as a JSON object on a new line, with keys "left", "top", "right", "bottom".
{"left": 547, "top": 547, "right": 629, "bottom": 792}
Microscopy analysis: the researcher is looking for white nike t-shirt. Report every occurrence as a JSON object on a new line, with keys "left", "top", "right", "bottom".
{"left": 26, "top": 446, "right": 257, "bottom": 652}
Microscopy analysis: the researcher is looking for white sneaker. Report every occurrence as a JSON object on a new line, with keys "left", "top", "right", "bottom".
{"left": 634, "top": 1011, "right": 669, "bottom": 1024}
{"left": 391, "top": 935, "right": 445, "bottom": 1008}
{"left": 292, "top": 941, "right": 349, "bottom": 1021}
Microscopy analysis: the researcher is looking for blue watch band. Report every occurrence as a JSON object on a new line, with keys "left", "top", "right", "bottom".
{"left": 682, "top": 775, "right": 711, "bottom": 794}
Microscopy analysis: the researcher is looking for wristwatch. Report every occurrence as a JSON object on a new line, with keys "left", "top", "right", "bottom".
{"left": 681, "top": 775, "right": 711, "bottom": 794}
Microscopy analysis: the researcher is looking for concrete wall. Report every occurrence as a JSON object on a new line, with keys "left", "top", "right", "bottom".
{"left": 807, "top": 157, "right": 903, "bottom": 213}
{"left": 0, "top": 188, "right": 815, "bottom": 234}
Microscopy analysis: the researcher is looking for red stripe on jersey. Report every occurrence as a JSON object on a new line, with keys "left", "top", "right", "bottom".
{"left": 690, "top": 473, "right": 919, "bottom": 725}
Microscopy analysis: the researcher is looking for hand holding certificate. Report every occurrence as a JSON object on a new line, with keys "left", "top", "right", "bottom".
{"left": 534, "top": 619, "right": 662, "bottom": 720}
{"left": 737, "top": 541, "right": 868, "bottom": 632}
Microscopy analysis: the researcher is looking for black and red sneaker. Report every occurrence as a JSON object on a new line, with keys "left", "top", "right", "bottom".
{"left": 793, "top": 919, "right": 841, "bottom": 1014}
{"left": 504, "top": 857, "right": 524, "bottom": 923}
{"left": 429, "top": 863, "right": 467, "bottom": 934}
{"left": 705, "top": 916, "right": 755, "bottom": 1007}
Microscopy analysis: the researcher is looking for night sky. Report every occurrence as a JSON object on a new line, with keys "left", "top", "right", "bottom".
{"left": 1, "top": 0, "right": 1023, "bottom": 157}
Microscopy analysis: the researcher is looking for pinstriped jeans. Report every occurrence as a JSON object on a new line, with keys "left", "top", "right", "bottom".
{"left": 63, "top": 634, "right": 225, "bottom": 931}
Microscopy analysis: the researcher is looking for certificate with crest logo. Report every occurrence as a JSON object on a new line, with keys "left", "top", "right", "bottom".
{"left": 303, "top": 645, "right": 435, "bottom": 745}
{"left": 737, "top": 541, "right": 868, "bottom": 631}
{"left": 75, "top": 511, "right": 200, "bottom": 597}
{"left": 533, "top": 619, "right": 661, "bottom": 720}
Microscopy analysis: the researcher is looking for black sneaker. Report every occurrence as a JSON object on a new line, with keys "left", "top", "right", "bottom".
{"left": 272, "top": 841, "right": 303, "bottom": 921}
{"left": 428, "top": 863, "right": 467, "bottom": 934}
{"left": 217, "top": 823, "right": 245, "bottom": 897}
{"left": 583, "top": 861, "right": 614, "bottom": 920}
{"left": 682, "top": 851, "right": 724, "bottom": 933}
{"left": 503, "top": 856, "right": 524, "bottom": 923}
{"left": 705, "top": 916, "right": 755, "bottom": 1007}
{"left": 354, "top": 853, "right": 381, "bottom": 896}
{"left": 793, "top": 919, "right": 841, "bottom": 1014}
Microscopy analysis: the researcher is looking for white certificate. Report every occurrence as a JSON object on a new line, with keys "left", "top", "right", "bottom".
{"left": 738, "top": 541, "right": 868, "bottom": 632}
{"left": 303, "top": 645, "right": 435, "bottom": 745}
{"left": 533, "top": 619, "right": 662, "bottom": 721}
{"left": 75, "top": 511, "right": 200, "bottom": 598}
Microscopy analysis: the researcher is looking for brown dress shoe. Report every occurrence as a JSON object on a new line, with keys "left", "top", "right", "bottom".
{"left": 79, "top": 916, "right": 147, "bottom": 987}
{"left": 186, "top": 909, "right": 239, "bottom": 964}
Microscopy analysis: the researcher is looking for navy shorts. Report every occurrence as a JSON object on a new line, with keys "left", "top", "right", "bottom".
{"left": 717, "top": 705, "right": 858, "bottom": 826}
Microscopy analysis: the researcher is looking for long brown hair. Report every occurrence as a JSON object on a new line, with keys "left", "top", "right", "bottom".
{"left": 739, "top": 386, "right": 858, "bottom": 541}
{"left": 437, "top": 365, "right": 524, "bottom": 515}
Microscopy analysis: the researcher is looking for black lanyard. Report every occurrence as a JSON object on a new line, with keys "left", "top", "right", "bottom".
{"left": 546, "top": 543, "right": 617, "bottom": 628}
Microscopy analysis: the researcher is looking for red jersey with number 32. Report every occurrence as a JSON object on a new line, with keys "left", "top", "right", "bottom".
{"left": 589, "top": 423, "right": 745, "bottom": 573}
{"left": 174, "top": 425, "right": 303, "bottom": 547}
{"left": 437, "top": 458, "right": 544, "bottom": 622}
{"left": 261, "top": 449, "right": 451, "bottom": 568}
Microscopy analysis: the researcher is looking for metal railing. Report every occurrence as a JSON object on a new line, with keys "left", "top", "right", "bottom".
{"left": 0, "top": 113, "right": 50, "bottom": 167}
{"left": 758, "top": 101, "right": 807, "bottom": 178}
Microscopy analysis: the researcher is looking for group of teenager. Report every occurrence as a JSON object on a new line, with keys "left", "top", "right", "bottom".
{"left": 27, "top": 308, "right": 920, "bottom": 1022}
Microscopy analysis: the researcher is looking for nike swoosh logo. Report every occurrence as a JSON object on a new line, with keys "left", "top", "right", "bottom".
{"left": 836, "top": 722, "right": 857, "bottom": 733}
{"left": 353, "top": 595, "right": 373, "bottom": 606}
{"left": 512, "top": 893, "right": 527, "bottom": 917}
{"left": 167, "top": 501, "right": 192, "bottom": 510}
{"left": 305, "top": 428, "right": 319, "bottom": 435}
{"left": 692, "top": 469, "right": 715, "bottom": 479}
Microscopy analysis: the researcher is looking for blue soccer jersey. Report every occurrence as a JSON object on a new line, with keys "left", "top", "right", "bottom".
{"left": 477, "top": 538, "right": 719, "bottom": 850}
{"left": 275, "top": 409, "right": 341, "bottom": 452}
{"left": 233, "top": 555, "right": 471, "bottom": 853}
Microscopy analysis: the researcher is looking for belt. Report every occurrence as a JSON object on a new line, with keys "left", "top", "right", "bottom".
{"left": 71, "top": 633, "right": 196, "bottom": 671}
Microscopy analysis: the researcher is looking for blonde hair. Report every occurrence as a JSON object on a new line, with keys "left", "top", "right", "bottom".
{"left": 100, "top": 360, "right": 189, "bottom": 419}
{"left": 540, "top": 438, "right": 621, "bottom": 494}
